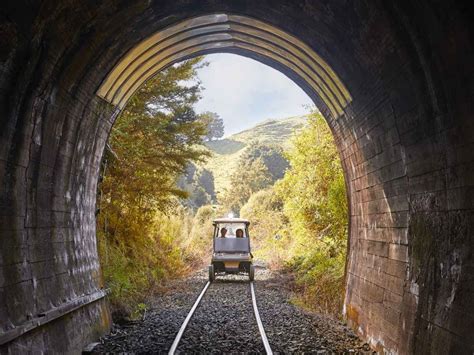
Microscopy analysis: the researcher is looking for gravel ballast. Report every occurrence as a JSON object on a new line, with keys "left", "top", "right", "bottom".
{"left": 92, "top": 267, "right": 371, "bottom": 353}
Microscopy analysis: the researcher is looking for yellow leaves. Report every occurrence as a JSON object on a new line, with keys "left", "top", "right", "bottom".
{"left": 270, "top": 111, "right": 348, "bottom": 316}
{"left": 96, "top": 58, "right": 212, "bottom": 317}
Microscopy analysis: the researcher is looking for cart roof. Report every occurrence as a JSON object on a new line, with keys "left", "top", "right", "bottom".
{"left": 213, "top": 217, "right": 250, "bottom": 225}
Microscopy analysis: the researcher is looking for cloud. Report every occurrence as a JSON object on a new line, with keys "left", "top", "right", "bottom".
{"left": 193, "top": 53, "right": 314, "bottom": 136}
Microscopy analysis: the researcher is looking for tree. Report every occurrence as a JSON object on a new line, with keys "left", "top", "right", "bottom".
{"left": 275, "top": 111, "right": 348, "bottom": 315}
{"left": 190, "top": 186, "right": 211, "bottom": 208}
{"left": 240, "top": 142, "right": 289, "bottom": 182}
{"left": 100, "top": 58, "right": 210, "bottom": 215}
{"left": 218, "top": 142, "right": 286, "bottom": 214}
{"left": 195, "top": 168, "right": 216, "bottom": 201}
{"left": 275, "top": 112, "right": 347, "bottom": 248}
{"left": 240, "top": 188, "right": 289, "bottom": 267}
{"left": 177, "top": 164, "right": 216, "bottom": 210}
{"left": 97, "top": 58, "right": 210, "bottom": 314}
{"left": 200, "top": 111, "right": 224, "bottom": 141}
{"left": 219, "top": 157, "right": 272, "bottom": 214}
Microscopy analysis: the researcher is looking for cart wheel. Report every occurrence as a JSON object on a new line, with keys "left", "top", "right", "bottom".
{"left": 249, "top": 265, "right": 255, "bottom": 281}
{"left": 208, "top": 265, "right": 215, "bottom": 282}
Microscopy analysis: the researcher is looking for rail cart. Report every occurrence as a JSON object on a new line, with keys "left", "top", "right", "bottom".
{"left": 208, "top": 217, "right": 255, "bottom": 281}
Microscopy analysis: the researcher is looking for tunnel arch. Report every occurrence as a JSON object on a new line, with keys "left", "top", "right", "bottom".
{"left": 96, "top": 13, "right": 352, "bottom": 117}
{"left": 0, "top": 1, "right": 473, "bottom": 354}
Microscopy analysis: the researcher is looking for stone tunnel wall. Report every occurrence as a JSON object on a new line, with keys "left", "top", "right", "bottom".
{"left": 0, "top": 1, "right": 473, "bottom": 353}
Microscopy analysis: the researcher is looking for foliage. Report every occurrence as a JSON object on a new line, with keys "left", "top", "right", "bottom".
{"left": 218, "top": 141, "right": 287, "bottom": 214}
{"left": 178, "top": 165, "right": 216, "bottom": 209}
{"left": 239, "top": 142, "right": 289, "bottom": 182}
{"left": 196, "top": 168, "right": 216, "bottom": 200}
{"left": 275, "top": 111, "right": 348, "bottom": 316}
{"left": 219, "top": 158, "right": 272, "bottom": 214}
{"left": 97, "top": 58, "right": 210, "bottom": 317}
{"left": 181, "top": 205, "right": 217, "bottom": 264}
{"left": 97, "top": 210, "right": 188, "bottom": 318}
{"left": 240, "top": 188, "right": 290, "bottom": 267}
{"left": 287, "top": 247, "right": 346, "bottom": 316}
{"left": 200, "top": 111, "right": 224, "bottom": 141}
{"left": 231, "top": 115, "right": 308, "bottom": 148}
{"left": 238, "top": 111, "right": 348, "bottom": 316}
{"left": 201, "top": 115, "right": 308, "bottom": 199}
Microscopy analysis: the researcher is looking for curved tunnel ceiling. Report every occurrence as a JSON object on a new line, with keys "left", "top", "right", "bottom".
{"left": 96, "top": 14, "right": 352, "bottom": 118}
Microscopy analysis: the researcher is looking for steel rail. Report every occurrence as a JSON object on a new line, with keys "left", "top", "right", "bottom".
{"left": 168, "top": 281, "right": 211, "bottom": 355}
{"left": 250, "top": 281, "right": 273, "bottom": 355}
{"left": 168, "top": 279, "right": 273, "bottom": 354}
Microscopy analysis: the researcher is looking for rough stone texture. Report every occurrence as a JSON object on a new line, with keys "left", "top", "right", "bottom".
{"left": 0, "top": 1, "right": 473, "bottom": 353}
{"left": 94, "top": 269, "right": 370, "bottom": 354}
{"left": 4, "top": 298, "right": 110, "bottom": 353}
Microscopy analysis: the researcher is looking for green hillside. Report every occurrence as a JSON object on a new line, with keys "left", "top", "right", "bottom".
{"left": 203, "top": 114, "right": 309, "bottom": 197}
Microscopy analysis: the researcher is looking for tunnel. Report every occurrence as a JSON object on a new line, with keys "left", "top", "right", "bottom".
{"left": 0, "top": 1, "right": 473, "bottom": 353}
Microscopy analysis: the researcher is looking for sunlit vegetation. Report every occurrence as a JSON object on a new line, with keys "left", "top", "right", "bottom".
{"left": 240, "top": 187, "right": 290, "bottom": 267}
{"left": 240, "top": 112, "right": 348, "bottom": 316}
{"left": 97, "top": 58, "right": 212, "bottom": 318}
{"left": 200, "top": 111, "right": 224, "bottom": 141}
{"left": 276, "top": 113, "right": 348, "bottom": 316}
{"left": 202, "top": 115, "right": 308, "bottom": 198}
{"left": 97, "top": 57, "right": 347, "bottom": 320}
{"left": 212, "top": 141, "right": 285, "bottom": 214}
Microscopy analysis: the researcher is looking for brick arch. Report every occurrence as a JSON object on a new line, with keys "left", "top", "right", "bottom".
{"left": 0, "top": 1, "right": 472, "bottom": 353}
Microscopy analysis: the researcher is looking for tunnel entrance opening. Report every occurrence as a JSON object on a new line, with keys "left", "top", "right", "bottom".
{"left": 1, "top": 2, "right": 473, "bottom": 354}
{"left": 95, "top": 11, "right": 354, "bottom": 315}
{"left": 96, "top": 48, "right": 351, "bottom": 330}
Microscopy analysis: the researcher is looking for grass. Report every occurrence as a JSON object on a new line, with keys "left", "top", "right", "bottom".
{"left": 205, "top": 139, "right": 245, "bottom": 155}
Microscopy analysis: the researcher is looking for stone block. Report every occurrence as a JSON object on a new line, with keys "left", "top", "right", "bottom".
{"left": 384, "top": 258, "right": 407, "bottom": 279}
{"left": 31, "top": 260, "right": 56, "bottom": 280}
{"left": 359, "top": 226, "right": 390, "bottom": 242}
{"left": 5, "top": 280, "right": 35, "bottom": 326}
{"left": 362, "top": 211, "right": 408, "bottom": 228}
{"left": 0, "top": 216, "right": 25, "bottom": 230}
{"left": 446, "top": 142, "right": 474, "bottom": 166}
{"left": 388, "top": 243, "right": 408, "bottom": 262}
{"left": 447, "top": 186, "right": 474, "bottom": 210}
{"left": 357, "top": 277, "right": 385, "bottom": 304}
{"left": 372, "top": 302, "right": 401, "bottom": 327}
{"left": 28, "top": 240, "right": 55, "bottom": 263}
{"left": 0, "top": 229, "right": 28, "bottom": 267}
{"left": 409, "top": 169, "right": 447, "bottom": 194}
{"left": 34, "top": 276, "right": 59, "bottom": 312}
{"left": 363, "top": 239, "right": 389, "bottom": 257}
{"left": 410, "top": 190, "right": 447, "bottom": 212}
{"left": 2, "top": 262, "right": 32, "bottom": 286}
{"left": 447, "top": 162, "right": 474, "bottom": 189}
{"left": 359, "top": 194, "right": 408, "bottom": 215}
{"left": 383, "top": 290, "right": 403, "bottom": 310}
{"left": 382, "top": 273, "right": 405, "bottom": 296}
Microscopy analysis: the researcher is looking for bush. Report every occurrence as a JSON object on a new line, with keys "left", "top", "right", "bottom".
{"left": 285, "top": 245, "right": 346, "bottom": 316}
{"left": 96, "top": 58, "right": 210, "bottom": 320}
{"left": 181, "top": 205, "right": 216, "bottom": 266}
{"left": 275, "top": 111, "right": 348, "bottom": 317}
{"left": 240, "top": 188, "right": 290, "bottom": 267}
{"left": 97, "top": 211, "right": 188, "bottom": 319}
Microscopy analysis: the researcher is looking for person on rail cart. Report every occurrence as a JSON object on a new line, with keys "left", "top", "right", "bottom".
{"left": 220, "top": 227, "right": 227, "bottom": 238}
{"left": 236, "top": 229, "right": 244, "bottom": 238}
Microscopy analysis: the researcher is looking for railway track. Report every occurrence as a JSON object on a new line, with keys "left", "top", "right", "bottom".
{"left": 168, "top": 280, "right": 273, "bottom": 355}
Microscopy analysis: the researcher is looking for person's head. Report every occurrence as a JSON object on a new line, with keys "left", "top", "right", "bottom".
{"left": 236, "top": 229, "right": 244, "bottom": 238}
{"left": 220, "top": 227, "right": 227, "bottom": 237}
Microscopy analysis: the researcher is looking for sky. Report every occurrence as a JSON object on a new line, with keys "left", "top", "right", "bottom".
{"left": 192, "top": 53, "right": 314, "bottom": 137}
